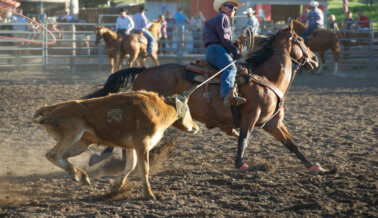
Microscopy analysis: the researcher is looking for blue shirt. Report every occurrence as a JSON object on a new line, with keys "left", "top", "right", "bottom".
{"left": 306, "top": 7, "right": 324, "bottom": 27}
{"left": 245, "top": 16, "right": 259, "bottom": 33}
{"left": 203, "top": 12, "right": 238, "bottom": 56}
{"left": 116, "top": 15, "right": 134, "bottom": 32}
{"left": 133, "top": 12, "right": 149, "bottom": 31}
{"left": 11, "top": 15, "right": 27, "bottom": 31}
{"left": 174, "top": 12, "right": 187, "bottom": 25}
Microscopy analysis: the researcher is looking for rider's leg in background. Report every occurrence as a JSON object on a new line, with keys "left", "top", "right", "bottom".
{"left": 142, "top": 30, "right": 154, "bottom": 55}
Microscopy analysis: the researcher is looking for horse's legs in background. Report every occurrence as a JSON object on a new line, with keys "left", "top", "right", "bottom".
{"left": 89, "top": 146, "right": 127, "bottom": 166}
{"left": 117, "top": 51, "right": 126, "bottom": 71}
{"left": 317, "top": 51, "right": 325, "bottom": 73}
{"left": 262, "top": 120, "right": 327, "bottom": 173}
{"left": 127, "top": 51, "right": 138, "bottom": 68}
{"left": 109, "top": 56, "right": 115, "bottom": 73}
{"left": 333, "top": 62, "right": 339, "bottom": 76}
{"left": 135, "top": 59, "right": 142, "bottom": 67}
{"left": 149, "top": 53, "right": 160, "bottom": 66}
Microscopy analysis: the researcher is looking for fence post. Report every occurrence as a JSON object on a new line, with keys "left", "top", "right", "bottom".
{"left": 368, "top": 21, "right": 374, "bottom": 70}
{"left": 176, "top": 25, "right": 184, "bottom": 65}
{"left": 42, "top": 23, "right": 48, "bottom": 72}
{"left": 71, "top": 23, "right": 76, "bottom": 73}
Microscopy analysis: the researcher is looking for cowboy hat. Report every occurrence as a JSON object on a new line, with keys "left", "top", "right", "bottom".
{"left": 213, "top": 0, "right": 243, "bottom": 12}
{"left": 309, "top": 0, "right": 319, "bottom": 7}
{"left": 243, "top": 8, "right": 255, "bottom": 15}
{"left": 119, "top": 8, "right": 128, "bottom": 13}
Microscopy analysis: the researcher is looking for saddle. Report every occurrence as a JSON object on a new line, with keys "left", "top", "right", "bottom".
{"left": 131, "top": 30, "right": 148, "bottom": 45}
{"left": 185, "top": 60, "right": 249, "bottom": 85}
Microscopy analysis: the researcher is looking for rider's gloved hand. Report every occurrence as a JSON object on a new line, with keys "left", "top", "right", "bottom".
{"left": 233, "top": 53, "right": 241, "bottom": 60}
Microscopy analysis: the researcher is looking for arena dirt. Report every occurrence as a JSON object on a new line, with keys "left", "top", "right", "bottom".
{"left": 0, "top": 68, "right": 377, "bottom": 216}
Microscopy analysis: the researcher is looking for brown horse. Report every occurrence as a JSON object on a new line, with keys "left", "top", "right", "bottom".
{"left": 87, "top": 23, "right": 336, "bottom": 174}
{"left": 293, "top": 20, "right": 341, "bottom": 73}
{"left": 114, "top": 20, "right": 161, "bottom": 71}
{"left": 95, "top": 22, "right": 161, "bottom": 73}
{"left": 94, "top": 26, "right": 119, "bottom": 73}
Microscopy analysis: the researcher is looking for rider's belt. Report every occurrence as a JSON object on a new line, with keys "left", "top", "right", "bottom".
{"left": 205, "top": 42, "right": 221, "bottom": 48}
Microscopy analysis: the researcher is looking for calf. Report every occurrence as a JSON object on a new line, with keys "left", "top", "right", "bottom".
{"left": 33, "top": 90, "right": 199, "bottom": 200}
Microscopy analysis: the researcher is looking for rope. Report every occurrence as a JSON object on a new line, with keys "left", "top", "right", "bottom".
{"left": 0, "top": 5, "right": 56, "bottom": 45}
{"left": 182, "top": 60, "right": 237, "bottom": 98}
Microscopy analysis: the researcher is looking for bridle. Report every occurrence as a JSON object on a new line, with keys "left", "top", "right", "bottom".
{"left": 289, "top": 34, "right": 311, "bottom": 67}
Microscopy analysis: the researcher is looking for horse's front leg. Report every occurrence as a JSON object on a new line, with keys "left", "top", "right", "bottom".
{"left": 235, "top": 108, "right": 260, "bottom": 170}
{"left": 235, "top": 129, "right": 250, "bottom": 170}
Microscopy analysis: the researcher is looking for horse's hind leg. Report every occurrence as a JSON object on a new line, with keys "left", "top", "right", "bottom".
{"left": 262, "top": 121, "right": 327, "bottom": 174}
{"left": 127, "top": 53, "right": 138, "bottom": 67}
{"left": 117, "top": 52, "right": 126, "bottom": 71}
{"left": 150, "top": 53, "right": 159, "bottom": 66}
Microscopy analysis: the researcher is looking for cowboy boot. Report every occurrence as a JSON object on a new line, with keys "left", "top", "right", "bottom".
{"left": 223, "top": 87, "right": 246, "bottom": 107}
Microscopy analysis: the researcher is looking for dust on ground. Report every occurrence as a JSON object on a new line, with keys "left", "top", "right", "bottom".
{"left": 0, "top": 68, "right": 377, "bottom": 216}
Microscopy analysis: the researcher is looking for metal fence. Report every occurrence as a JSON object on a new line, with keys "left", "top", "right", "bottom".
{"left": 0, "top": 20, "right": 376, "bottom": 72}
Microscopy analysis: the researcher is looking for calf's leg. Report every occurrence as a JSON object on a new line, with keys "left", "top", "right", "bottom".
{"left": 112, "top": 148, "right": 137, "bottom": 192}
{"left": 46, "top": 135, "right": 90, "bottom": 185}
{"left": 137, "top": 147, "right": 155, "bottom": 200}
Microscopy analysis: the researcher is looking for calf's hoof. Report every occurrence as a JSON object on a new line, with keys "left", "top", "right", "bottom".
{"left": 145, "top": 191, "right": 157, "bottom": 201}
{"left": 72, "top": 167, "right": 91, "bottom": 186}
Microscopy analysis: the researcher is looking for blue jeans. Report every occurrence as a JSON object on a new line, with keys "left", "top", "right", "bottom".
{"left": 302, "top": 24, "right": 322, "bottom": 45}
{"left": 206, "top": 44, "right": 237, "bottom": 98}
{"left": 142, "top": 30, "right": 154, "bottom": 54}
{"left": 117, "top": 29, "right": 127, "bottom": 36}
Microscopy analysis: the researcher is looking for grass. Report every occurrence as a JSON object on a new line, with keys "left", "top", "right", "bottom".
{"left": 113, "top": 0, "right": 145, "bottom": 4}
{"left": 328, "top": 0, "right": 378, "bottom": 28}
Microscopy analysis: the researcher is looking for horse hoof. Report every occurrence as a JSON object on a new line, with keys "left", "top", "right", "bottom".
{"left": 238, "top": 163, "right": 249, "bottom": 171}
{"left": 309, "top": 162, "right": 326, "bottom": 174}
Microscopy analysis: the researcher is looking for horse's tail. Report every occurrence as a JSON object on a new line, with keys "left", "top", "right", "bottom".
{"left": 82, "top": 67, "right": 146, "bottom": 99}
{"left": 330, "top": 32, "right": 341, "bottom": 63}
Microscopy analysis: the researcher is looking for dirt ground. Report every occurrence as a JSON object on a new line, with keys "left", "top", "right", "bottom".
{"left": 0, "top": 67, "right": 377, "bottom": 217}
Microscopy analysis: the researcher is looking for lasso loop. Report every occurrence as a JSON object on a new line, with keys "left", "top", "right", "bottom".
{"left": 0, "top": 3, "right": 56, "bottom": 45}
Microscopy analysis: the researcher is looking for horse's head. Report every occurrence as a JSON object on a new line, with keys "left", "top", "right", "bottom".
{"left": 94, "top": 26, "right": 106, "bottom": 45}
{"left": 292, "top": 19, "right": 306, "bottom": 34}
{"left": 284, "top": 21, "right": 319, "bottom": 71}
{"left": 149, "top": 20, "right": 162, "bottom": 40}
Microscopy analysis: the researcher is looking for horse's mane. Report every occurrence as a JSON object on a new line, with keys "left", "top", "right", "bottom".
{"left": 102, "top": 26, "right": 118, "bottom": 39}
{"left": 243, "top": 32, "right": 278, "bottom": 69}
